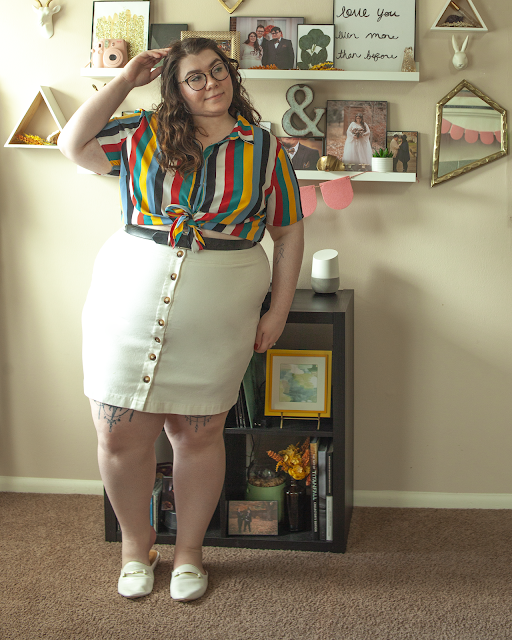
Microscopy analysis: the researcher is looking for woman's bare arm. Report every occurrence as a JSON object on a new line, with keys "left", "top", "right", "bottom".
{"left": 58, "top": 48, "right": 169, "bottom": 173}
{"left": 254, "top": 220, "right": 304, "bottom": 353}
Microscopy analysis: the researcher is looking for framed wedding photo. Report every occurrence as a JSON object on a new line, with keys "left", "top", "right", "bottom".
{"left": 91, "top": 1, "right": 151, "bottom": 62}
{"left": 265, "top": 349, "right": 332, "bottom": 418}
{"left": 387, "top": 131, "right": 418, "bottom": 174}
{"left": 326, "top": 100, "right": 388, "bottom": 171}
{"left": 229, "top": 17, "right": 304, "bottom": 69}
{"left": 181, "top": 30, "right": 240, "bottom": 61}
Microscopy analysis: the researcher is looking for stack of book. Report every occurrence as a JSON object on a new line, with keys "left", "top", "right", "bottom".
{"left": 231, "top": 352, "right": 267, "bottom": 429}
{"left": 309, "top": 437, "right": 334, "bottom": 541}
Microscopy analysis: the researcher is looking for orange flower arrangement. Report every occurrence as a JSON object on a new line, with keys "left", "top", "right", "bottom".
{"left": 12, "top": 133, "right": 54, "bottom": 146}
{"left": 267, "top": 437, "right": 311, "bottom": 484}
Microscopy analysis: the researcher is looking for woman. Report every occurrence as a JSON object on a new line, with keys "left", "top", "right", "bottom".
{"left": 342, "top": 113, "right": 373, "bottom": 166}
{"left": 58, "top": 38, "right": 304, "bottom": 601}
{"left": 397, "top": 133, "right": 410, "bottom": 172}
{"left": 240, "top": 31, "right": 263, "bottom": 69}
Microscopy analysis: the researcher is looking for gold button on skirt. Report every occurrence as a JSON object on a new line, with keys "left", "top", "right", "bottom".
{"left": 82, "top": 229, "right": 271, "bottom": 415}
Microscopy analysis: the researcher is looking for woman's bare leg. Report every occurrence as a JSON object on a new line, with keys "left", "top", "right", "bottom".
{"left": 164, "top": 411, "right": 227, "bottom": 573}
{"left": 90, "top": 400, "right": 165, "bottom": 567}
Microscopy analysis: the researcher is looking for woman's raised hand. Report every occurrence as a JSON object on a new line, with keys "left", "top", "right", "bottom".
{"left": 119, "top": 48, "right": 170, "bottom": 88}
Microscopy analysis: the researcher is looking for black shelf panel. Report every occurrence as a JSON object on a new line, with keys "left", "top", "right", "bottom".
{"left": 225, "top": 427, "right": 334, "bottom": 437}
{"left": 103, "top": 289, "right": 354, "bottom": 555}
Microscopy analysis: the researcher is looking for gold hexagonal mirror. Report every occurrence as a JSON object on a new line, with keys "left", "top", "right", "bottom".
{"left": 432, "top": 79, "right": 508, "bottom": 186}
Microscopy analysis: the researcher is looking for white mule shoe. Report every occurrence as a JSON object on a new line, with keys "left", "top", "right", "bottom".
{"left": 170, "top": 564, "right": 208, "bottom": 601}
{"left": 118, "top": 550, "right": 160, "bottom": 598}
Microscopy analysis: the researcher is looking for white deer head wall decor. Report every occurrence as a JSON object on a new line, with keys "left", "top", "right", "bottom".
{"left": 32, "top": 0, "right": 61, "bottom": 39}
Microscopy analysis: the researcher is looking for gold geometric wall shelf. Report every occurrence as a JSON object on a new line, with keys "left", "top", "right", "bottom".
{"left": 431, "top": 0, "right": 488, "bottom": 32}
{"left": 4, "top": 86, "right": 67, "bottom": 149}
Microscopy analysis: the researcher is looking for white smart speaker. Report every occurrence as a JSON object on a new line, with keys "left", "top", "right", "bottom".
{"left": 311, "top": 249, "right": 340, "bottom": 294}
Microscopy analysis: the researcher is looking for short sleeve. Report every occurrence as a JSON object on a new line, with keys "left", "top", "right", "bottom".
{"left": 95, "top": 111, "right": 145, "bottom": 176}
{"left": 265, "top": 142, "right": 304, "bottom": 227}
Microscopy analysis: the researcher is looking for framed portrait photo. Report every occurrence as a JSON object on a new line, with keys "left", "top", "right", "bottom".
{"left": 265, "top": 349, "right": 332, "bottom": 418}
{"left": 326, "top": 100, "right": 388, "bottom": 171}
{"left": 91, "top": 1, "right": 151, "bottom": 62}
{"left": 387, "top": 131, "right": 418, "bottom": 174}
{"left": 296, "top": 24, "right": 335, "bottom": 70}
{"left": 277, "top": 136, "right": 324, "bottom": 171}
{"left": 228, "top": 500, "right": 279, "bottom": 536}
{"left": 229, "top": 17, "right": 304, "bottom": 69}
{"left": 181, "top": 30, "right": 240, "bottom": 61}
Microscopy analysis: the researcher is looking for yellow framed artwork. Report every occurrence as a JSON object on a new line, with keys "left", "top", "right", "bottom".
{"left": 180, "top": 30, "right": 240, "bottom": 61}
{"left": 264, "top": 349, "right": 332, "bottom": 418}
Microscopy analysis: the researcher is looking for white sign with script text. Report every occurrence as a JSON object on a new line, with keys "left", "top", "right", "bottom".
{"left": 333, "top": 1, "right": 416, "bottom": 71}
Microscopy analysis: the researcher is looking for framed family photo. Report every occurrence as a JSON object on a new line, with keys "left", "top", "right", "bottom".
{"left": 277, "top": 136, "right": 323, "bottom": 171}
{"left": 229, "top": 17, "right": 304, "bottom": 69}
{"left": 265, "top": 349, "right": 332, "bottom": 418}
{"left": 181, "top": 30, "right": 240, "bottom": 61}
{"left": 326, "top": 100, "right": 388, "bottom": 171}
{"left": 91, "top": 1, "right": 151, "bottom": 62}
{"left": 387, "top": 131, "right": 418, "bottom": 174}
{"left": 228, "top": 500, "right": 279, "bottom": 536}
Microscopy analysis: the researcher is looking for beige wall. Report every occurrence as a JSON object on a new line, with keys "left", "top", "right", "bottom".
{"left": 0, "top": 0, "right": 510, "bottom": 495}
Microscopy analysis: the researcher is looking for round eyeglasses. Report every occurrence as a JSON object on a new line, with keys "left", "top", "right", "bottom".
{"left": 178, "top": 62, "right": 230, "bottom": 91}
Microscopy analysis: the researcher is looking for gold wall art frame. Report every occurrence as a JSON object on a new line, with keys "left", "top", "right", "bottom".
{"left": 181, "top": 30, "right": 240, "bottom": 61}
{"left": 432, "top": 79, "right": 508, "bottom": 186}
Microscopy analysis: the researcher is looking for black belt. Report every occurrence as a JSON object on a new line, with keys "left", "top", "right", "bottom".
{"left": 124, "top": 225, "right": 256, "bottom": 251}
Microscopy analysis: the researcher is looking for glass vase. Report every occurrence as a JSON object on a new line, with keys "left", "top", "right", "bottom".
{"left": 285, "top": 478, "right": 306, "bottom": 532}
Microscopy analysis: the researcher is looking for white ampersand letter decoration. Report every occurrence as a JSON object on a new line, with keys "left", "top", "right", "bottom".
{"left": 282, "top": 85, "right": 325, "bottom": 137}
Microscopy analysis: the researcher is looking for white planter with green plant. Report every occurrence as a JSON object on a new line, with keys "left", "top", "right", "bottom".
{"left": 371, "top": 148, "right": 394, "bottom": 172}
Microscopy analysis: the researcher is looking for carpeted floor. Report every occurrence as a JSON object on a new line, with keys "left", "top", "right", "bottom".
{"left": 1, "top": 493, "right": 511, "bottom": 640}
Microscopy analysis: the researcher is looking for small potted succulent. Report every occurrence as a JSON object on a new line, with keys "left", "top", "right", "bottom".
{"left": 371, "top": 147, "right": 394, "bottom": 172}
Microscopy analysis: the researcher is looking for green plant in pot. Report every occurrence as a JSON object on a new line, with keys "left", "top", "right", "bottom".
{"left": 371, "top": 147, "right": 394, "bottom": 172}
{"left": 297, "top": 29, "right": 331, "bottom": 69}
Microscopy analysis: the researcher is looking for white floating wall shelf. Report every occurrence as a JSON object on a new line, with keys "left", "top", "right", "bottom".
{"left": 80, "top": 67, "right": 420, "bottom": 82}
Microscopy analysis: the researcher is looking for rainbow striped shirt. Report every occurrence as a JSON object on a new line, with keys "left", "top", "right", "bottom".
{"left": 96, "top": 112, "right": 303, "bottom": 250}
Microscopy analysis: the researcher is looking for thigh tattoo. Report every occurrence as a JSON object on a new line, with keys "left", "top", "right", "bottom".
{"left": 93, "top": 401, "right": 135, "bottom": 432}
{"left": 185, "top": 415, "right": 212, "bottom": 433}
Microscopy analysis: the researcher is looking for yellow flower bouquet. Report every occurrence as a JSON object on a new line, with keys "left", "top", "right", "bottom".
{"left": 267, "top": 437, "right": 311, "bottom": 485}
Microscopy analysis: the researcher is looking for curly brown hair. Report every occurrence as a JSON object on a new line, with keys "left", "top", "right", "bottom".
{"left": 155, "top": 38, "right": 261, "bottom": 177}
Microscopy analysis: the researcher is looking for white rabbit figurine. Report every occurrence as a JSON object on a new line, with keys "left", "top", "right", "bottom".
{"left": 452, "top": 35, "right": 469, "bottom": 70}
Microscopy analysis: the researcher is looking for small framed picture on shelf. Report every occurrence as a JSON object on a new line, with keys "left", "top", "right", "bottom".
{"left": 91, "top": 1, "right": 151, "bottom": 63}
{"left": 229, "top": 17, "right": 304, "bottom": 69}
{"left": 296, "top": 25, "right": 335, "bottom": 70}
{"left": 149, "top": 23, "right": 187, "bottom": 65}
{"left": 228, "top": 500, "right": 279, "bottom": 535}
{"left": 387, "top": 131, "right": 418, "bottom": 174}
{"left": 181, "top": 30, "right": 240, "bottom": 61}
{"left": 265, "top": 349, "right": 332, "bottom": 418}
{"left": 277, "top": 136, "right": 323, "bottom": 171}
{"left": 326, "top": 100, "right": 388, "bottom": 172}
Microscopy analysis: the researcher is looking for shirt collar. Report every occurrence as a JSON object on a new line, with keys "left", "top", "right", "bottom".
{"left": 225, "top": 114, "right": 255, "bottom": 144}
